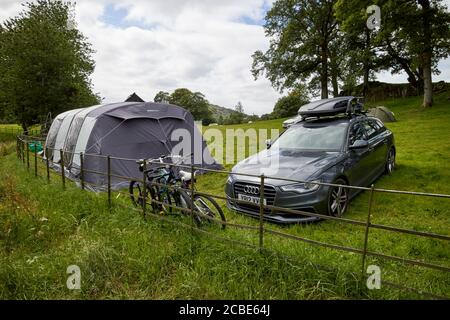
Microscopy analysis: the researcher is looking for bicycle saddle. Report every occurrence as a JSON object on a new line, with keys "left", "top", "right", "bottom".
{"left": 179, "top": 170, "right": 196, "bottom": 182}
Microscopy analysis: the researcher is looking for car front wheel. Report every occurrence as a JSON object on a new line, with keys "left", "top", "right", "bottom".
{"left": 327, "top": 178, "right": 349, "bottom": 217}
{"left": 385, "top": 148, "right": 395, "bottom": 174}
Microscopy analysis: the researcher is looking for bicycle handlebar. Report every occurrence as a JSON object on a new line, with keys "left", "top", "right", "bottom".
{"left": 136, "top": 153, "right": 194, "bottom": 166}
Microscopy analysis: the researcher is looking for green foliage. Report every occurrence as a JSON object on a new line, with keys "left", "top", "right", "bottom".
{"left": 335, "top": 0, "right": 450, "bottom": 96}
{"left": 153, "top": 91, "right": 170, "bottom": 103}
{"left": 252, "top": 0, "right": 340, "bottom": 98}
{"left": 272, "top": 88, "right": 309, "bottom": 118}
{"left": 0, "top": 0, "right": 100, "bottom": 132}
{"left": 155, "top": 88, "right": 213, "bottom": 122}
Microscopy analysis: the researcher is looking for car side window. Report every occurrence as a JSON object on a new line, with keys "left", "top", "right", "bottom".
{"left": 349, "top": 122, "right": 367, "bottom": 145}
{"left": 363, "top": 120, "right": 378, "bottom": 140}
{"left": 373, "top": 119, "right": 386, "bottom": 134}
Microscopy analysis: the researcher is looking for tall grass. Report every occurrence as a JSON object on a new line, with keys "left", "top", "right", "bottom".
{"left": 1, "top": 91, "right": 449, "bottom": 299}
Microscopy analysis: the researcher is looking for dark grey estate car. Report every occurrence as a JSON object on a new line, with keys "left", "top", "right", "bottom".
{"left": 225, "top": 97, "right": 396, "bottom": 224}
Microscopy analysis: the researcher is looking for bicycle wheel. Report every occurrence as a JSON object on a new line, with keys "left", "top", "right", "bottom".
{"left": 193, "top": 194, "right": 226, "bottom": 230}
{"left": 129, "top": 181, "right": 158, "bottom": 212}
{"left": 129, "top": 180, "right": 144, "bottom": 207}
{"left": 175, "top": 189, "right": 201, "bottom": 223}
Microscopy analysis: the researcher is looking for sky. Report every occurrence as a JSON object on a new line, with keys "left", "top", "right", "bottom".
{"left": 1, "top": 0, "right": 449, "bottom": 115}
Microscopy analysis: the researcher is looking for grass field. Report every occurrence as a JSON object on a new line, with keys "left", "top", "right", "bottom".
{"left": 0, "top": 92, "right": 449, "bottom": 299}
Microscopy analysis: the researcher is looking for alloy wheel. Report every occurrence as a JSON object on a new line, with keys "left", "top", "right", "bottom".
{"left": 329, "top": 181, "right": 348, "bottom": 217}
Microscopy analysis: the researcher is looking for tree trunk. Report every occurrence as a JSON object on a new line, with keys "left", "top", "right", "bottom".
{"left": 385, "top": 41, "right": 420, "bottom": 91}
{"left": 419, "top": 0, "right": 433, "bottom": 107}
{"left": 329, "top": 50, "right": 339, "bottom": 97}
{"left": 320, "top": 43, "right": 329, "bottom": 99}
{"left": 21, "top": 123, "right": 29, "bottom": 135}
{"left": 331, "top": 72, "right": 339, "bottom": 97}
{"left": 363, "top": 29, "right": 370, "bottom": 99}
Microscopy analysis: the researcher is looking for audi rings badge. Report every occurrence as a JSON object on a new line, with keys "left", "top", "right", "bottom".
{"left": 244, "top": 185, "right": 260, "bottom": 195}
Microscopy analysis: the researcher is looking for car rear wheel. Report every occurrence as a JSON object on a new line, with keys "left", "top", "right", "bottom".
{"left": 385, "top": 148, "right": 395, "bottom": 174}
{"left": 327, "top": 179, "right": 349, "bottom": 217}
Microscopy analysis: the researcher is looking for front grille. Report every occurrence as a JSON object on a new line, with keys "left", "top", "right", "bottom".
{"left": 233, "top": 181, "right": 277, "bottom": 214}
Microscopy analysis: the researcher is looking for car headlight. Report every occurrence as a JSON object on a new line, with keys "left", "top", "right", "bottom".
{"left": 226, "top": 175, "right": 234, "bottom": 184}
{"left": 280, "top": 180, "right": 321, "bottom": 194}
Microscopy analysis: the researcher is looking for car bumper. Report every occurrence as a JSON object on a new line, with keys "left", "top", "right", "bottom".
{"left": 225, "top": 180, "right": 329, "bottom": 224}
{"left": 226, "top": 198, "right": 321, "bottom": 224}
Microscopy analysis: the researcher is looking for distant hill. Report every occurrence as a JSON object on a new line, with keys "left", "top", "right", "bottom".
{"left": 209, "top": 104, "right": 248, "bottom": 120}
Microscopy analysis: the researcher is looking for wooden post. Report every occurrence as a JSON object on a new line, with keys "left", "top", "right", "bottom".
{"left": 26, "top": 142, "right": 30, "bottom": 170}
{"left": 80, "top": 153, "right": 85, "bottom": 190}
{"left": 20, "top": 140, "right": 25, "bottom": 164}
{"left": 16, "top": 137, "right": 19, "bottom": 159}
{"left": 259, "top": 174, "right": 265, "bottom": 251}
{"left": 107, "top": 155, "right": 112, "bottom": 209}
{"left": 60, "top": 149, "right": 65, "bottom": 190}
{"left": 34, "top": 145, "right": 38, "bottom": 177}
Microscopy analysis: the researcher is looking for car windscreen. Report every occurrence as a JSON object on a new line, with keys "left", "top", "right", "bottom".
{"left": 271, "top": 122, "right": 348, "bottom": 151}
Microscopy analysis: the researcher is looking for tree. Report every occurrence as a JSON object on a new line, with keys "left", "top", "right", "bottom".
{"left": 377, "top": 0, "right": 450, "bottom": 107}
{"left": 154, "top": 91, "right": 170, "bottom": 103}
{"left": 0, "top": 0, "right": 99, "bottom": 132}
{"left": 168, "top": 88, "right": 213, "bottom": 121}
{"left": 272, "top": 87, "right": 309, "bottom": 119}
{"left": 226, "top": 101, "right": 245, "bottom": 124}
{"left": 337, "top": 0, "right": 450, "bottom": 106}
{"left": 335, "top": 0, "right": 383, "bottom": 98}
{"left": 228, "top": 111, "right": 245, "bottom": 125}
{"left": 252, "top": 0, "right": 340, "bottom": 99}
{"left": 234, "top": 101, "right": 244, "bottom": 114}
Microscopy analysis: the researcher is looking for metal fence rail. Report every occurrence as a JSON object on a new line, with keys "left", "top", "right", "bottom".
{"left": 14, "top": 134, "right": 450, "bottom": 299}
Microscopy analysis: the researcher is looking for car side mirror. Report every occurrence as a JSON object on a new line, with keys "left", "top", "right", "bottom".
{"left": 349, "top": 139, "right": 369, "bottom": 150}
{"left": 265, "top": 139, "right": 272, "bottom": 149}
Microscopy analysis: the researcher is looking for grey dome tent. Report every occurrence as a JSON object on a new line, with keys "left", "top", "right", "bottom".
{"left": 44, "top": 102, "right": 222, "bottom": 190}
{"left": 367, "top": 106, "right": 397, "bottom": 123}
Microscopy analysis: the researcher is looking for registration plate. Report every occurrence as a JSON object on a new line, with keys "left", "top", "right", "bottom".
{"left": 237, "top": 193, "right": 267, "bottom": 205}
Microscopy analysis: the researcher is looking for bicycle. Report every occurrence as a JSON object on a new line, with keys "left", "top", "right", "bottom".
{"left": 129, "top": 154, "right": 226, "bottom": 229}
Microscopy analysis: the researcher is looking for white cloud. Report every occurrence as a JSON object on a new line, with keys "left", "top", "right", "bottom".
{"left": 1, "top": 0, "right": 449, "bottom": 116}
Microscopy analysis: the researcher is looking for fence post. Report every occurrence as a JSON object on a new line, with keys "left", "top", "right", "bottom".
{"left": 34, "top": 145, "right": 37, "bottom": 177}
{"left": 16, "top": 137, "right": 19, "bottom": 159}
{"left": 191, "top": 164, "right": 196, "bottom": 231}
{"left": 361, "top": 184, "right": 375, "bottom": 281}
{"left": 259, "top": 174, "right": 265, "bottom": 252}
{"left": 26, "top": 141, "right": 30, "bottom": 170}
{"left": 107, "top": 155, "right": 112, "bottom": 210}
{"left": 80, "top": 153, "right": 85, "bottom": 190}
{"left": 142, "top": 160, "right": 147, "bottom": 218}
{"left": 46, "top": 147, "right": 50, "bottom": 183}
{"left": 21, "top": 140, "right": 25, "bottom": 165}
{"left": 60, "top": 149, "right": 65, "bottom": 190}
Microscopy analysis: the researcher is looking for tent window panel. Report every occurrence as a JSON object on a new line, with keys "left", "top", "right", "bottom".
{"left": 64, "top": 117, "right": 85, "bottom": 166}
{"left": 44, "top": 119, "right": 63, "bottom": 159}
{"left": 72, "top": 118, "right": 97, "bottom": 166}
